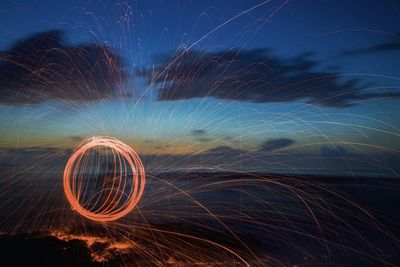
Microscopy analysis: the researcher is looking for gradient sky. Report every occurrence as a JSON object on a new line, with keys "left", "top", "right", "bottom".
{"left": 0, "top": 0, "right": 399, "bottom": 175}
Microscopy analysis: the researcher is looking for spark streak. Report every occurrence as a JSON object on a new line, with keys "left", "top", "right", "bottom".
{"left": 63, "top": 136, "right": 145, "bottom": 222}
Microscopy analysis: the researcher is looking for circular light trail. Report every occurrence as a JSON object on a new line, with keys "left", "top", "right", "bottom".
{"left": 63, "top": 136, "right": 145, "bottom": 222}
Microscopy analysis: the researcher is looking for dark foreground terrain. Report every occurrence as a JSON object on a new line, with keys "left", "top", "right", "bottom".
{"left": 1, "top": 172, "right": 400, "bottom": 266}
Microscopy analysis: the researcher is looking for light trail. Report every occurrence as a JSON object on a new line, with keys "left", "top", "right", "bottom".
{"left": 63, "top": 136, "right": 145, "bottom": 222}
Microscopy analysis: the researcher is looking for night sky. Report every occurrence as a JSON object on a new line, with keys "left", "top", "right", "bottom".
{"left": 1, "top": 2, "right": 400, "bottom": 266}
{"left": 1, "top": 0, "right": 400, "bottom": 175}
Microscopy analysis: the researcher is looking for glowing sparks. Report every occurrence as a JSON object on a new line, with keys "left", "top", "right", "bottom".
{"left": 0, "top": 1, "right": 399, "bottom": 266}
{"left": 50, "top": 230, "right": 135, "bottom": 262}
{"left": 63, "top": 136, "right": 145, "bottom": 222}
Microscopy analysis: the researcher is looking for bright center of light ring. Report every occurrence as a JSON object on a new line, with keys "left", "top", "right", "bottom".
{"left": 63, "top": 136, "right": 145, "bottom": 222}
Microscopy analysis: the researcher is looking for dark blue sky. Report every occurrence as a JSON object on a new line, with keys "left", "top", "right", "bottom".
{"left": 0, "top": 0, "right": 399, "bottom": 176}
{"left": 1, "top": 0, "right": 399, "bottom": 57}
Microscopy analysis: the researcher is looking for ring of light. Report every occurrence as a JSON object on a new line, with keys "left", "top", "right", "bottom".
{"left": 63, "top": 136, "right": 145, "bottom": 222}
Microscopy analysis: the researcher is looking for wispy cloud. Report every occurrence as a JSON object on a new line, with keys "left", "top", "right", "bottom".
{"left": 191, "top": 129, "right": 212, "bottom": 142}
{"left": 69, "top": 135, "right": 85, "bottom": 142}
{"left": 191, "top": 129, "right": 207, "bottom": 136}
{"left": 0, "top": 30, "right": 126, "bottom": 105}
{"left": 342, "top": 34, "right": 400, "bottom": 56}
{"left": 259, "top": 138, "right": 294, "bottom": 152}
{"left": 141, "top": 49, "right": 400, "bottom": 108}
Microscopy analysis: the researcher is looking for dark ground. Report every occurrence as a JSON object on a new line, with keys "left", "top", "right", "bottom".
{"left": 1, "top": 172, "right": 400, "bottom": 266}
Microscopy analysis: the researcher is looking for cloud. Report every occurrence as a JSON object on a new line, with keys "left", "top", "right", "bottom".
{"left": 69, "top": 135, "right": 85, "bottom": 142}
{"left": 191, "top": 129, "right": 207, "bottom": 136}
{"left": 191, "top": 129, "right": 212, "bottom": 142}
{"left": 140, "top": 49, "right": 400, "bottom": 108}
{"left": 342, "top": 35, "right": 400, "bottom": 56}
{"left": 0, "top": 30, "right": 126, "bottom": 105}
{"left": 259, "top": 138, "right": 294, "bottom": 152}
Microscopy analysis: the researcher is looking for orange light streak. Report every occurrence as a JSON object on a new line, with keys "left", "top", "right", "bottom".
{"left": 63, "top": 136, "right": 145, "bottom": 222}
